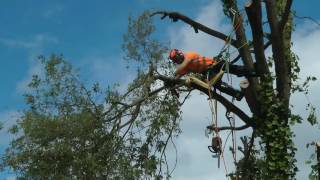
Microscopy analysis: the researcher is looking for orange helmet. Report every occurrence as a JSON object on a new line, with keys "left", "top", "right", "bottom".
{"left": 168, "top": 49, "right": 184, "bottom": 64}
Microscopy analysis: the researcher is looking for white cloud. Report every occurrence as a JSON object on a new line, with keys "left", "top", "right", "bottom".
{"left": 77, "top": 53, "right": 136, "bottom": 93}
{"left": 0, "top": 34, "right": 58, "bottom": 49}
{"left": 168, "top": 0, "right": 231, "bottom": 57}
{"left": 43, "top": 4, "right": 64, "bottom": 18}
{"left": 291, "top": 21, "right": 320, "bottom": 179}
{"left": 5, "top": 175, "right": 17, "bottom": 180}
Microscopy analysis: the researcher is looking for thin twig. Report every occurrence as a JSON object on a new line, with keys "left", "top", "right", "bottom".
{"left": 294, "top": 15, "right": 320, "bottom": 27}
{"left": 179, "top": 90, "right": 193, "bottom": 106}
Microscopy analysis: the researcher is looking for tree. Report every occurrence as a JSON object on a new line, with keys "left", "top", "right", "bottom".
{"left": 0, "top": 1, "right": 317, "bottom": 179}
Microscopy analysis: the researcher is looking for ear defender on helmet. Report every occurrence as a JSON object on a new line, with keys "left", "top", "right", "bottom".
{"left": 168, "top": 49, "right": 184, "bottom": 64}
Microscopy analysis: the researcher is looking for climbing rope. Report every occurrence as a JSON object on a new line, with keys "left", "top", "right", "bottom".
{"left": 186, "top": 7, "right": 248, "bottom": 179}
{"left": 206, "top": 8, "right": 245, "bottom": 179}
{"left": 206, "top": 63, "right": 230, "bottom": 179}
{"left": 206, "top": 61, "right": 240, "bottom": 180}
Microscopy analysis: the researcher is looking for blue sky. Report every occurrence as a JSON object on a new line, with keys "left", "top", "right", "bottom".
{"left": 0, "top": 0, "right": 320, "bottom": 179}
{"left": 0, "top": 0, "right": 215, "bottom": 110}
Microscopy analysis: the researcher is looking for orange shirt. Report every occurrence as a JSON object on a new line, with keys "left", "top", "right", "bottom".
{"left": 178, "top": 52, "right": 217, "bottom": 76}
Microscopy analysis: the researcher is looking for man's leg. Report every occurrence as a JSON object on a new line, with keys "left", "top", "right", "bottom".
{"left": 228, "top": 64, "right": 257, "bottom": 77}
{"left": 208, "top": 61, "right": 257, "bottom": 78}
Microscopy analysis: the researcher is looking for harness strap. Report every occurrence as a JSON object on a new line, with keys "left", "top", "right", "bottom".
{"left": 208, "top": 69, "right": 224, "bottom": 86}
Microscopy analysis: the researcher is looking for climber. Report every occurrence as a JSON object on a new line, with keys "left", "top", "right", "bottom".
{"left": 168, "top": 49, "right": 255, "bottom": 100}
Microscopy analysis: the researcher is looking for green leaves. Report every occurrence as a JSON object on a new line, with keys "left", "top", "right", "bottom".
{"left": 307, "top": 106, "right": 317, "bottom": 125}
{"left": 122, "top": 11, "right": 168, "bottom": 72}
{"left": 8, "top": 124, "right": 18, "bottom": 134}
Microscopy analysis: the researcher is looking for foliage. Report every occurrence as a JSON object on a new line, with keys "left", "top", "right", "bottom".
{"left": 1, "top": 37, "right": 181, "bottom": 179}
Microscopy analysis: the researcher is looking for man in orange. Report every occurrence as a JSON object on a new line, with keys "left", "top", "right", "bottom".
{"left": 168, "top": 49, "right": 253, "bottom": 100}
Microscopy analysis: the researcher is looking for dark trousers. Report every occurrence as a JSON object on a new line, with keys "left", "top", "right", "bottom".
{"left": 204, "top": 61, "right": 248, "bottom": 100}
{"left": 208, "top": 61, "right": 252, "bottom": 77}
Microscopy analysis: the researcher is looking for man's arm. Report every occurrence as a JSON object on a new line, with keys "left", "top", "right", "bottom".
{"left": 175, "top": 59, "right": 190, "bottom": 78}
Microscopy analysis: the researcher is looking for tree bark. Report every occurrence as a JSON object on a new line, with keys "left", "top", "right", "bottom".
{"left": 265, "top": 0, "right": 290, "bottom": 107}
{"left": 245, "top": 0, "right": 270, "bottom": 76}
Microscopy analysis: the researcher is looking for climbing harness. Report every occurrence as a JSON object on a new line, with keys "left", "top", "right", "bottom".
{"left": 185, "top": 67, "right": 225, "bottom": 90}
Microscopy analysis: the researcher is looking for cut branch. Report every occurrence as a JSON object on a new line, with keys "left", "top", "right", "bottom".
{"left": 150, "top": 11, "right": 238, "bottom": 48}
{"left": 207, "top": 124, "right": 250, "bottom": 131}
{"left": 245, "top": 0, "right": 270, "bottom": 76}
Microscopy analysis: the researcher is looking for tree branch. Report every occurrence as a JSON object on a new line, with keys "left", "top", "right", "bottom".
{"left": 279, "top": 0, "right": 293, "bottom": 32}
{"left": 264, "top": 41, "right": 272, "bottom": 50}
{"left": 231, "top": 41, "right": 271, "bottom": 65}
{"left": 245, "top": 0, "right": 270, "bottom": 76}
{"left": 118, "top": 103, "right": 141, "bottom": 130}
{"left": 265, "top": 0, "right": 290, "bottom": 105}
{"left": 207, "top": 124, "right": 250, "bottom": 131}
{"left": 104, "top": 85, "right": 167, "bottom": 121}
{"left": 150, "top": 11, "right": 238, "bottom": 48}
{"left": 119, "top": 103, "right": 142, "bottom": 140}
{"left": 179, "top": 90, "right": 193, "bottom": 106}
{"left": 242, "top": 130, "right": 256, "bottom": 170}
{"left": 294, "top": 14, "right": 320, "bottom": 27}
{"left": 155, "top": 74, "right": 255, "bottom": 127}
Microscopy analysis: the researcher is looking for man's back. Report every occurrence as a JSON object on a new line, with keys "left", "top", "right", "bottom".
{"left": 179, "top": 52, "right": 217, "bottom": 75}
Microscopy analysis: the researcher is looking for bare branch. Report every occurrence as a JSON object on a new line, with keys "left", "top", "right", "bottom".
{"left": 264, "top": 41, "right": 272, "bottom": 50}
{"left": 169, "top": 137, "right": 178, "bottom": 176}
{"left": 294, "top": 14, "right": 320, "bottom": 27}
{"left": 179, "top": 90, "right": 193, "bottom": 106}
{"left": 104, "top": 85, "right": 167, "bottom": 121}
{"left": 231, "top": 40, "right": 271, "bottom": 65}
{"left": 150, "top": 11, "right": 238, "bottom": 48}
{"left": 231, "top": 54, "right": 241, "bottom": 64}
{"left": 242, "top": 130, "right": 256, "bottom": 168}
{"left": 158, "top": 125, "right": 175, "bottom": 176}
{"left": 118, "top": 103, "right": 141, "bottom": 130}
